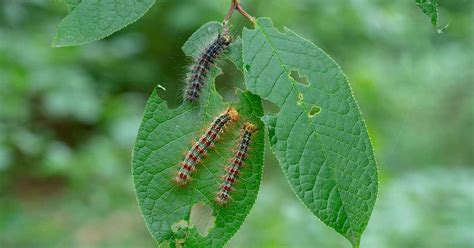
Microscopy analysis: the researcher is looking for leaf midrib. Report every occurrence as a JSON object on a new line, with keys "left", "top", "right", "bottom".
{"left": 254, "top": 20, "right": 359, "bottom": 243}
{"left": 183, "top": 67, "right": 229, "bottom": 243}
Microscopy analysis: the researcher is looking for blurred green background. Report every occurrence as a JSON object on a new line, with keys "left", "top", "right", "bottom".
{"left": 0, "top": 0, "right": 473, "bottom": 247}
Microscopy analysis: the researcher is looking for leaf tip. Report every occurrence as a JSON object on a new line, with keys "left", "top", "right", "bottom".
{"left": 351, "top": 236, "right": 361, "bottom": 248}
{"left": 51, "top": 35, "right": 63, "bottom": 48}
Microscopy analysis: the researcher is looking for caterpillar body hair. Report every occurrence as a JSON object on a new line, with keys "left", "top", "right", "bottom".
{"left": 185, "top": 28, "right": 233, "bottom": 102}
{"left": 174, "top": 107, "right": 239, "bottom": 185}
{"left": 215, "top": 122, "right": 257, "bottom": 205}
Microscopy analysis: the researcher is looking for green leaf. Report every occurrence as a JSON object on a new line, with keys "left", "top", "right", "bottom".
{"left": 132, "top": 22, "right": 265, "bottom": 247}
{"left": 53, "top": 0, "right": 155, "bottom": 47}
{"left": 415, "top": 0, "right": 438, "bottom": 26}
{"left": 62, "top": 0, "right": 81, "bottom": 12}
{"left": 242, "top": 18, "right": 378, "bottom": 247}
{"left": 225, "top": 37, "right": 244, "bottom": 72}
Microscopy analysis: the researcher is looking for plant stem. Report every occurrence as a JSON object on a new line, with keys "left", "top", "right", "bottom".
{"left": 222, "top": 0, "right": 256, "bottom": 26}
{"left": 222, "top": 0, "right": 237, "bottom": 26}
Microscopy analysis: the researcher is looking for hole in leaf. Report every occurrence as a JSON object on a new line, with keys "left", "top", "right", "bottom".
{"left": 290, "top": 70, "right": 309, "bottom": 86}
{"left": 189, "top": 203, "right": 215, "bottom": 237}
{"left": 171, "top": 220, "right": 188, "bottom": 239}
{"left": 244, "top": 64, "right": 251, "bottom": 72}
{"left": 263, "top": 99, "right": 280, "bottom": 115}
{"left": 308, "top": 106, "right": 321, "bottom": 118}
{"left": 215, "top": 61, "right": 244, "bottom": 103}
{"left": 297, "top": 92, "right": 304, "bottom": 106}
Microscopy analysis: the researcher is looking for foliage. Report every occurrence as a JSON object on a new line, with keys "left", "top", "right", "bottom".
{"left": 0, "top": 1, "right": 473, "bottom": 247}
{"left": 131, "top": 14, "right": 378, "bottom": 246}
{"left": 415, "top": 0, "right": 438, "bottom": 26}
{"left": 51, "top": 0, "right": 449, "bottom": 47}
{"left": 63, "top": 0, "right": 81, "bottom": 12}
{"left": 53, "top": 0, "right": 155, "bottom": 47}
{"left": 133, "top": 22, "right": 265, "bottom": 247}
{"left": 241, "top": 18, "right": 378, "bottom": 246}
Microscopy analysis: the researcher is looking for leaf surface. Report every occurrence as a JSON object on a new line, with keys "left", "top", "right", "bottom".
{"left": 62, "top": 0, "right": 81, "bottom": 12}
{"left": 132, "top": 22, "right": 264, "bottom": 248}
{"left": 53, "top": 0, "right": 155, "bottom": 47}
{"left": 415, "top": 0, "right": 438, "bottom": 26}
{"left": 242, "top": 18, "right": 378, "bottom": 247}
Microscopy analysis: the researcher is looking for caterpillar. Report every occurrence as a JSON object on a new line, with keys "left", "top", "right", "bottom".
{"left": 174, "top": 107, "right": 239, "bottom": 185}
{"left": 215, "top": 122, "right": 257, "bottom": 205}
{"left": 185, "top": 27, "right": 232, "bottom": 102}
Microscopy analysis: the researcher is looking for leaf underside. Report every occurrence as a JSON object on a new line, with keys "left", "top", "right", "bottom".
{"left": 242, "top": 18, "right": 378, "bottom": 247}
{"left": 132, "top": 22, "right": 265, "bottom": 247}
{"left": 53, "top": 0, "right": 155, "bottom": 47}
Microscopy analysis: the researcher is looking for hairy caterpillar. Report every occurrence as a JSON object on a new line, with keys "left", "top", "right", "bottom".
{"left": 215, "top": 122, "right": 257, "bottom": 205}
{"left": 174, "top": 107, "right": 239, "bottom": 185}
{"left": 185, "top": 28, "right": 232, "bottom": 102}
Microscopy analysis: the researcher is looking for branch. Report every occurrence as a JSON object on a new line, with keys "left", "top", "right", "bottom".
{"left": 223, "top": 0, "right": 255, "bottom": 26}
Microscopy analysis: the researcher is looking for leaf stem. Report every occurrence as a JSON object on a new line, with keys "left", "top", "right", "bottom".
{"left": 222, "top": 0, "right": 256, "bottom": 26}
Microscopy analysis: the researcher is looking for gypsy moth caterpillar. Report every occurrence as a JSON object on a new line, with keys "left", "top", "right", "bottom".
{"left": 215, "top": 122, "right": 257, "bottom": 205}
{"left": 185, "top": 28, "right": 232, "bottom": 102}
{"left": 174, "top": 107, "right": 239, "bottom": 185}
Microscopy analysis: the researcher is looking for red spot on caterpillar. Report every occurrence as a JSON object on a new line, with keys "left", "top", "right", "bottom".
{"left": 195, "top": 144, "right": 205, "bottom": 155}
{"left": 234, "top": 160, "right": 243, "bottom": 167}
{"left": 229, "top": 167, "right": 240, "bottom": 175}
{"left": 215, "top": 122, "right": 257, "bottom": 205}
{"left": 183, "top": 164, "right": 193, "bottom": 171}
{"left": 189, "top": 154, "right": 198, "bottom": 162}
{"left": 185, "top": 28, "right": 233, "bottom": 103}
{"left": 174, "top": 108, "right": 239, "bottom": 186}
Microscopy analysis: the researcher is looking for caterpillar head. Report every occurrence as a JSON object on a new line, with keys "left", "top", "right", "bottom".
{"left": 219, "top": 29, "right": 233, "bottom": 46}
{"left": 243, "top": 122, "right": 257, "bottom": 133}
{"left": 215, "top": 192, "right": 230, "bottom": 205}
{"left": 227, "top": 107, "right": 240, "bottom": 122}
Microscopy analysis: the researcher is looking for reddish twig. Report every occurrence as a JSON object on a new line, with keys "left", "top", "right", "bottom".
{"left": 223, "top": 0, "right": 255, "bottom": 26}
